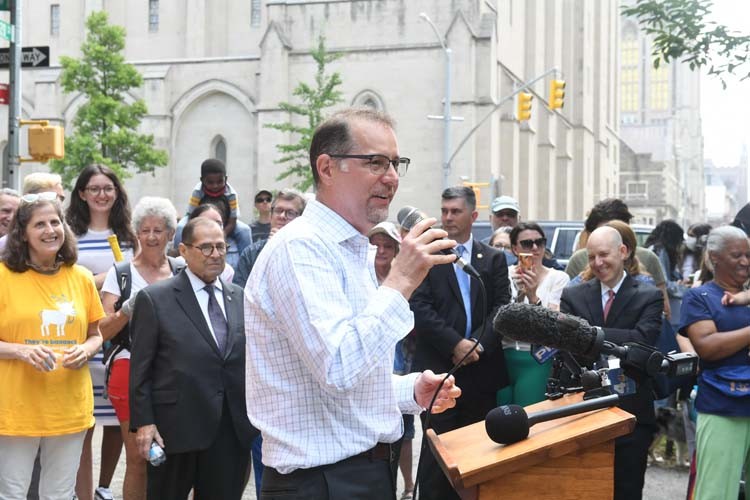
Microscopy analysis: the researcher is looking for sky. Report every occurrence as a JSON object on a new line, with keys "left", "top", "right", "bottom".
{"left": 700, "top": 0, "right": 750, "bottom": 166}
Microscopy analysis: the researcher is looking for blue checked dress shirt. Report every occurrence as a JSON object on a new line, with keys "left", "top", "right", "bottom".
{"left": 244, "top": 200, "right": 423, "bottom": 474}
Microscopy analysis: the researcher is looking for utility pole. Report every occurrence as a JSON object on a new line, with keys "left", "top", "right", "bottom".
{"left": 420, "top": 12, "right": 463, "bottom": 191}
{"left": 447, "top": 68, "right": 561, "bottom": 168}
{"left": 7, "top": 0, "right": 21, "bottom": 189}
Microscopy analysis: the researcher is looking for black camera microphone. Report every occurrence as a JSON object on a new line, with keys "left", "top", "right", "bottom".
{"left": 492, "top": 303, "right": 628, "bottom": 359}
{"left": 485, "top": 393, "right": 621, "bottom": 445}
{"left": 397, "top": 206, "right": 480, "bottom": 278}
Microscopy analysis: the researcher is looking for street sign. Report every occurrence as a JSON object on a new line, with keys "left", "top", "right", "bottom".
{"left": 0, "top": 46, "right": 49, "bottom": 68}
{"left": 0, "top": 1, "right": 8, "bottom": 11}
{"left": 0, "top": 19, "right": 12, "bottom": 42}
{"left": 0, "top": 83, "right": 7, "bottom": 105}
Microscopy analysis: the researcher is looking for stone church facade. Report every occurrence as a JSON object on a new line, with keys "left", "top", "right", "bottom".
{"left": 2, "top": 0, "right": 621, "bottom": 220}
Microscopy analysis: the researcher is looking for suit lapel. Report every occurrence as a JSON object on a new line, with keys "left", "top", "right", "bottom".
{"left": 585, "top": 280, "right": 605, "bottom": 327}
{"left": 220, "top": 278, "right": 241, "bottom": 360}
{"left": 442, "top": 260, "right": 463, "bottom": 305}
{"left": 469, "top": 243, "right": 484, "bottom": 315}
{"left": 173, "top": 271, "right": 223, "bottom": 358}
{"left": 605, "top": 275, "right": 637, "bottom": 327}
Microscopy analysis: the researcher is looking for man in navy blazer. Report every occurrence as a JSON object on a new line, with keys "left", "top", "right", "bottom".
{"left": 560, "top": 225, "right": 663, "bottom": 500}
{"left": 129, "top": 218, "right": 257, "bottom": 500}
{"left": 410, "top": 186, "right": 511, "bottom": 500}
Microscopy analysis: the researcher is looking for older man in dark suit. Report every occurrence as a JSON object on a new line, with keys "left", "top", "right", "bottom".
{"left": 560, "top": 225, "right": 663, "bottom": 500}
{"left": 410, "top": 186, "right": 511, "bottom": 500}
{"left": 129, "top": 217, "right": 257, "bottom": 500}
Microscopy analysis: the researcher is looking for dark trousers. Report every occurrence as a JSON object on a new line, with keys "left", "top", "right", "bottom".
{"left": 146, "top": 399, "right": 250, "bottom": 500}
{"left": 417, "top": 394, "right": 496, "bottom": 500}
{"left": 614, "top": 423, "right": 657, "bottom": 500}
{"left": 260, "top": 450, "right": 396, "bottom": 500}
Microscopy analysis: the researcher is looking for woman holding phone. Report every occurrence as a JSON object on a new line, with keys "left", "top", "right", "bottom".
{"left": 498, "top": 222, "right": 569, "bottom": 407}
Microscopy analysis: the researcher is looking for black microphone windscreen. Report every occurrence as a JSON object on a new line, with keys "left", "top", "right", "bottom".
{"left": 493, "top": 303, "right": 600, "bottom": 357}
{"left": 494, "top": 303, "right": 559, "bottom": 345}
{"left": 397, "top": 206, "right": 425, "bottom": 232}
{"left": 485, "top": 405, "right": 529, "bottom": 445}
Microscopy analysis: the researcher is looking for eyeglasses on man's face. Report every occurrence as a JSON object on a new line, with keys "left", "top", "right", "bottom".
{"left": 255, "top": 197, "right": 272, "bottom": 203}
{"left": 185, "top": 242, "right": 229, "bottom": 257}
{"left": 84, "top": 185, "right": 116, "bottom": 196}
{"left": 518, "top": 238, "right": 547, "bottom": 250}
{"left": 329, "top": 154, "right": 410, "bottom": 177}
{"left": 21, "top": 192, "right": 58, "bottom": 204}
{"left": 271, "top": 207, "right": 300, "bottom": 220}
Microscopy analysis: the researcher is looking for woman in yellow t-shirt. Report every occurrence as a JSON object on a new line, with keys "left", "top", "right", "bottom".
{"left": 0, "top": 193, "right": 104, "bottom": 499}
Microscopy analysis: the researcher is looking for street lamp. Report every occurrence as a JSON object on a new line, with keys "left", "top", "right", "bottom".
{"left": 420, "top": 12, "right": 452, "bottom": 191}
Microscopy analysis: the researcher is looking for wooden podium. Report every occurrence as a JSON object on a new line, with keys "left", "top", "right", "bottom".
{"left": 426, "top": 393, "right": 635, "bottom": 500}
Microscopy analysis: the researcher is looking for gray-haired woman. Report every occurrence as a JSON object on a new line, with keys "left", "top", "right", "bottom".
{"left": 98, "top": 196, "right": 180, "bottom": 500}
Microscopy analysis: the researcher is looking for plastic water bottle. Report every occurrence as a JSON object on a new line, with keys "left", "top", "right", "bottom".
{"left": 149, "top": 441, "right": 166, "bottom": 466}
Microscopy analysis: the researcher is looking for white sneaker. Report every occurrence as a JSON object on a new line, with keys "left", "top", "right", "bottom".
{"left": 94, "top": 487, "right": 115, "bottom": 500}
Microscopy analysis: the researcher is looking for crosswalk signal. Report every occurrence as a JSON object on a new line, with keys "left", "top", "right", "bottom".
{"left": 517, "top": 92, "right": 533, "bottom": 122}
{"left": 549, "top": 79, "right": 566, "bottom": 110}
{"left": 27, "top": 125, "right": 65, "bottom": 163}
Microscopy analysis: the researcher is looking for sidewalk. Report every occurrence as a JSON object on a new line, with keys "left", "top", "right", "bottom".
{"left": 93, "top": 420, "right": 688, "bottom": 499}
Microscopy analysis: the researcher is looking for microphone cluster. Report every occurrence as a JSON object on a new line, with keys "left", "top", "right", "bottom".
{"left": 485, "top": 303, "right": 699, "bottom": 445}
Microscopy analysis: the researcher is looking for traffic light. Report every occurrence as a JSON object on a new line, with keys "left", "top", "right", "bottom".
{"left": 28, "top": 125, "right": 64, "bottom": 162}
{"left": 549, "top": 79, "right": 566, "bottom": 110}
{"left": 517, "top": 92, "right": 533, "bottom": 121}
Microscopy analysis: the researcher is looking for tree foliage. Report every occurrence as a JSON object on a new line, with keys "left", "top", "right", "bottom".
{"left": 265, "top": 35, "right": 343, "bottom": 192}
{"left": 623, "top": 0, "right": 750, "bottom": 88}
{"left": 51, "top": 11, "right": 168, "bottom": 187}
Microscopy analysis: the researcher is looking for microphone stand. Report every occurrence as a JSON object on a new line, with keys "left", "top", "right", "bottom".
{"left": 546, "top": 351, "right": 586, "bottom": 399}
{"left": 413, "top": 275, "right": 488, "bottom": 500}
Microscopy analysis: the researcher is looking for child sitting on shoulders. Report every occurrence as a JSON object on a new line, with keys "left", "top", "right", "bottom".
{"left": 186, "top": 158, "right": 252, "bottom": 253}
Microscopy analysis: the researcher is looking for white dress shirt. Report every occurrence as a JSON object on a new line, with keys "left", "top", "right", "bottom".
{"left": 244, "top": 199, "right": 422, "bottom": 473}
{"left": 184, "top": 267, "right": 226, "bottom": 348}
{"left": 600, "top": 271, "right": 627, "bottom": 310}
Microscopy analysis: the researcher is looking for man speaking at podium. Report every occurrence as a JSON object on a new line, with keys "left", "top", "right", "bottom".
{"left": 560, "top": 226, "right": 663, "bottom": 500}
{"left": 244, "top": 108, "right": 462, "bottom": 499}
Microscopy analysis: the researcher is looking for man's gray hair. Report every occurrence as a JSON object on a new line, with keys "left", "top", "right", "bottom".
{"left": 272, "top": 188, "right": 307, "bottom": 212}
{"left": 705, "top": 225, "right": 748, "bottom": 270}
{"left": 309, "top": 107, "right": 396, "bottom": 187}
{"left": 441, "top": 186, "right": 477, "bottom": 211}
{"left": 132, "top": 196, "right": 178, "bottom": 233}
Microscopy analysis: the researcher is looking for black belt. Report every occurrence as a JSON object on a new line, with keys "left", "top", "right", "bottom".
{"left": 354, "top": 442, "right": 397, "bottom": 462}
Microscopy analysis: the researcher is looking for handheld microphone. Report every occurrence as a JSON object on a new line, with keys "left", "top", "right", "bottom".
{"left": 485, "top": 393, "right": 621, "bottom": 444}
{"left": 397, "top": 206, "right": 480, "bottom": 278}
{"left": 492, "top": 303, "right": 628, "bottom": 359}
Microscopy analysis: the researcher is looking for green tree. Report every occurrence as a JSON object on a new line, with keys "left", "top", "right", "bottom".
{"left": 266, "top": 35, "right": 343, "bottom": 192}
{"left": 623, "top": 0, "right": 750, "bottom": 88}
{"left": 51, "top": 11, "right": 167, "bottom": 187}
